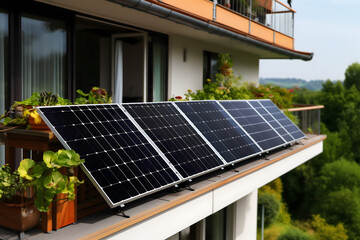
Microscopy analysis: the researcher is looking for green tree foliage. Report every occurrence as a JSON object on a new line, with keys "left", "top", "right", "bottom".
{"left": 315, "top": 160, "right": 360, "bottom": 195}
{"left": 293, "top": 88, "right": 320, "bottom": 105}
{"left": 313, "top": 188, "right": 360, "bottom": 239}
{"left": 277, "top": 227, "right": 313, "bottom": 240}
{"left": 309, "top": 215, "right": 348, "bottom": 240}
{"left": 344, "top": 62, "right": 360, "bottom": 90}
{"left": 257, "top": 191, "right": 281, "bottom": 227}
{"left": 318, "top": 80, "right": 346, "bottom": 132}
{"left": 281, "top": 164, "right": 315, "bottom": 219}
{"left": 309, "top": 161, "right": 360, "bottom": 239}
{"left": 248, "top": 84, "right": 293, "bottom": 108}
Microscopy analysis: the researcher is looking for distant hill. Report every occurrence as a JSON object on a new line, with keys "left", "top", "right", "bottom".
{"left": 259, "top": 78, "right": 325, "bottom": 91}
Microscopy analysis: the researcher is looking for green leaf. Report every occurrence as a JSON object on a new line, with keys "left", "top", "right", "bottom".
{"left": 43, "top": 171, "right": 66, "bottom": 193}
{"left": 18, "top": 158, "right": 36, "bottom": 180}
{"left": 43, "top": 151, "right": 61, "bottom": 169}
{"left": 56, "top": 150, "right": 84, "bottom": 167}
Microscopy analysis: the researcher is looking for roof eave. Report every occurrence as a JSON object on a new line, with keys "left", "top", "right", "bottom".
{"left": 108, "top": 0, "right": 313, "bottom": 61}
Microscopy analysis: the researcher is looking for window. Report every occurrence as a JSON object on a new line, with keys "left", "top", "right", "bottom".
{"left": 0, "top": 11, "right": 8, "bottom": 165}
{"left": 149, "top": 34, "right": 168, "bottom": 102}
{"left": 21, "top": 14, "right": 67, "bottom": 99}
{"left": 203, "top": 51, "right": 218, "bottom": 85}
{"left": 75, "top": 18, "right": 121, "bottom": 94}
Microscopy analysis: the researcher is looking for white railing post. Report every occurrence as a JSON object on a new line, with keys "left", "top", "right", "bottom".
{"left": 249, "top": 0, "right": 252, "bottom": 34}
{"left": 213, "top": 0, "right": 217, "bottom": 20}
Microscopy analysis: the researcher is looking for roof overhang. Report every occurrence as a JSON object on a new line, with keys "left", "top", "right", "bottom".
{"left": 108, "top": 0, "right": 313, "bottom": 61}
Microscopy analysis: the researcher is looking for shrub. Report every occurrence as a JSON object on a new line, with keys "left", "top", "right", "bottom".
{"left": 277, "top": 227, "right": 313, "bottom": 240}
{"left": 310, "top": 215, "right": 348, "bottom": 240}
{"left": 258, "top": 191, "right": 281, "bottom": 227}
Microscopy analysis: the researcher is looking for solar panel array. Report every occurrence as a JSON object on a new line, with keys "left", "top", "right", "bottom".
{"left": 37, "top": 99, "right": 305, "bottom": 208}
{"left": 175, "top": 101, "right": 261, "bottom": 163}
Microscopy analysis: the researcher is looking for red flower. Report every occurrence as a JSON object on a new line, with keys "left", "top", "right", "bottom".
{"left": 289, "top": 89, "right": 294, "bottom": 93}
{"left": 175, "top": 96, "right": 182, "bottom": 100}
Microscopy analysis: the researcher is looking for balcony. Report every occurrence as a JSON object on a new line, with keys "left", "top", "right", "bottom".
{"left": 150, "top": 0, "right": 295, "bottom": 49}
{"left": 0, "top": 104, "right": 325, "bottom": 239}
{"left": 286, "top": 105, "right": 324, "bottom": 135}
{"left": 216, "top": 0, "right": 294, "bottom": 37}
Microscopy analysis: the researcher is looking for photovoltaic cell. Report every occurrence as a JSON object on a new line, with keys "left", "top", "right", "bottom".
{"left": 37, "top": 99, "right": 306, "bottom": 208}
{"left": 37, "top": 104, "right": 180, "bottom": 207}
{"left": 123, "top": 103, "right": 225, "bottom": 178}
{"left": 258, "top": 99, "right": 306, "bottom": 141}
{"left": 248, "top": 100, "right": 294, "bottom": 142}
{"left": 219, "top": 101, "right": 286, "bottom": 151}
{"left": 175, "top": 101, "right": 261, "bottom": 163}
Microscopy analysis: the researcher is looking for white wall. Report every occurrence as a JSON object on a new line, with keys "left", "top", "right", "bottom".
{"left": 168, "top": 35, "right": 259, "bottom": 98}
{"left": 234, "top": 190, "right": 258, "bottom": 240}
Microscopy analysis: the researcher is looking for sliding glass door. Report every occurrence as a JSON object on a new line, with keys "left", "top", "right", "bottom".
{"left": 0, "top": 11, "right": 8, "bottom": 165}
{"left": 21, "top": 15, "right": 67, "bottom": 99}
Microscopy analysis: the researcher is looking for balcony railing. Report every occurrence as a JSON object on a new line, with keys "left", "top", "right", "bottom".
{"left": 286, "top": 105, "right": 324, "bottom": 135}
{"left": 214, "top": 0, "right": 294, "bottom": 37}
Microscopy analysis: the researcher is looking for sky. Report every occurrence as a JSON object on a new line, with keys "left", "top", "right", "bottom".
{"left": 259, "top": 0, "right": 360, "bottom": 81}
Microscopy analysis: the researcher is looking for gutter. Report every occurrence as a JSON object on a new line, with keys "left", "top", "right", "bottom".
{"left": 107, "top": 0, "right": 313, "bottom": 61}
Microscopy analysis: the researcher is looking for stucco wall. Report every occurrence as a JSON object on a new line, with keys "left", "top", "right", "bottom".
{"left": 168, "top": 35, "right": 259, "bottom": 99}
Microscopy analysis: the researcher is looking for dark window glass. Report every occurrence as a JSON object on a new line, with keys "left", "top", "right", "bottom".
{"left": 0, "top": 11, "right": 8, "bottom": 165}
{"left": 149, "top": 34, "right": 168, "bottom": 102}
{"left": 203, "top": 51, "right": 218, "bottom": 85}
{"left": 206, "top": 208, "right": 227, "bottom": 240}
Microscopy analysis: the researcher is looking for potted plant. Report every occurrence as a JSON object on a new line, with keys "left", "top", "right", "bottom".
{"left": 0, "top": 164, "right": 40, "bottom": 232}
{"left": 0, "top": 149, "right": 84, "bottom": 233}
{"left": 74, "top": 87, "right": 112, "bottom": 104}
{"left": 0, "top": 91, "right": 71, "bottom": 130}
{"left": 18, "top": 149, "right": 85, "bottom": 212}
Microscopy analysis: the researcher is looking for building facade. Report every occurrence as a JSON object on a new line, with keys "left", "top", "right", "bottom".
{"left": 0, "top": 0, "right": 322, "bottom": 239}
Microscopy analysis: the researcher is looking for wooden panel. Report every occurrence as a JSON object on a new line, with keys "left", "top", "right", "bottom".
{"left": 216, "top": 6, "right": 249, "bottom": 33}
{"left": 161, "top": 0, "right": 213, "bottom": 20}
{"left": 275, "top": 32, "right": 294, "bottom": 49}
{"left": 250, "top": 22, "right": 274, "bottom": 43}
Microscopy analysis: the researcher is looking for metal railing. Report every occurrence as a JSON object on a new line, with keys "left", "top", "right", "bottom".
{"left": 214, "top": 0, "right": 294, "bottom": 37}
{"left": 286, "top": 105, "right": 324, "bottom": 135}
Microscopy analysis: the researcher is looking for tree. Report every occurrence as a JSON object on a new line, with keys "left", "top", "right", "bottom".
{"left": 312, "top": 188, "right": 360, "bottom": 239}
{"left": 315, "top": 160, "right": 360, "bottom": 196}
{"left": 310, "top": 215, "right": 348, "bottom": 240}
{"left": 319, "top": 80, "right": 346, "bottom": 132}
{"left": 344, "top": 62, "right": 360, "bottom": 90}
{"left": 257, "top": 191, "right": 281, "bottom": 227}
{"left": 277, "top": 227, "right": 313, "bottom": 240}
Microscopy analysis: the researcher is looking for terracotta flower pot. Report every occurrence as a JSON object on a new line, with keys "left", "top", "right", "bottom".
{"left": 0, "top": 196, "right": 40, "bottom": 232}
{"left": 28, "top": 115, "right": 49, "bottom": 130}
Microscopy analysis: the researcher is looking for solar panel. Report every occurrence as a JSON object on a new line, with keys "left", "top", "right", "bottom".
{"left": 257, "top": 99, "right": 306, "bottom": 141}
{"left": 219, "top": 100, "right": 286, "bottom": 151}
{"left": 37, "top": 104, "right": 181, "bottom": 208}
{"left": 248, "top": 100, "right": 294, "bottom": 142}
{"left": 123, "top": 102, "right": 225, "bottom": 179}
{"left": 36, "top": 99, "right": 306, "bottom": 208}
{"left": 175, "top": 101, "right": 261, "bottom": 163}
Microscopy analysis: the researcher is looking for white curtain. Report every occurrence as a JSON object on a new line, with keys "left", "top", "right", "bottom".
{"left": 21, "top": 15, "right": 66, "bottom": 99}
{"left": 0, "top": 12, "right": 8, "bottom": 166}
{"left": 114, "top": 40, "right": 123, "bottom": 103}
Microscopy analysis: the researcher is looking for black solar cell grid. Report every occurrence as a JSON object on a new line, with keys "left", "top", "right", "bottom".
{"left": 175, "top": 101, "right": 261, "bottom": 163}
{"left": 219, "top": 101, "right": 286, "bottom": 151}
{"left": 123, "top": 102, "right": 225, "bottom": 178}
{"left": 37, "top": 104, "right": 180, "bottom": 207}
{"left": 248, "top": 100, "right": 294, "bottom": 142}
{"left": 258, "top": 100, "right": 306, "bottom": 141}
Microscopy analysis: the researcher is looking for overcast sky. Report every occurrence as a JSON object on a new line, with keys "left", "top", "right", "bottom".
{"left": 259, "top": 0, "right": 360, "bottom": 81}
